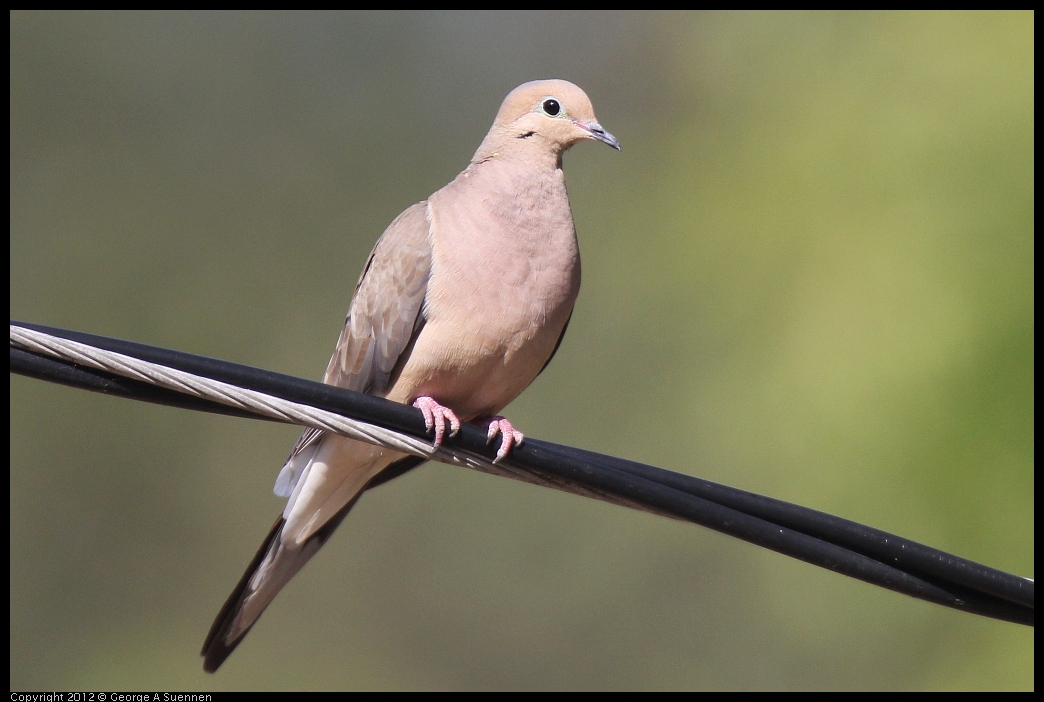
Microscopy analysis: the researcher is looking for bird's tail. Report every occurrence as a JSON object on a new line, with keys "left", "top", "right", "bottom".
{"left": 201, "top": 455, "right": 425, "bottom": 673}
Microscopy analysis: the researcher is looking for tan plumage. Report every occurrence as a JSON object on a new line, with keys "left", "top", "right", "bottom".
{"left": 202, "top": 79, "right": 618, "bottom": 672}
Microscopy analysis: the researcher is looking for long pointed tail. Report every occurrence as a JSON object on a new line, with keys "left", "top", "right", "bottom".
{"left": 201, "top": 455, "right": 425, "bottom": 673}
{"left": 201, "top": 496, "right": 356, "bottom": 673}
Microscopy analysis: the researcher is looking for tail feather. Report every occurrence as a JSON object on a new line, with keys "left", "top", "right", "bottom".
{"left": 201, "top": 497, "right": 357, "bottom": 673}
{"left": 201, "top": 455, "right": 426, "bottom": 673}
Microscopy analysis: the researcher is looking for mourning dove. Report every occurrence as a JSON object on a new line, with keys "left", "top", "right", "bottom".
{"left": 201, "top": 79, "right": 619, "bottom": 672}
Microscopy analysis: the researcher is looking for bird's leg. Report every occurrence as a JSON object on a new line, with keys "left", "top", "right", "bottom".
{"left": 412, "top": 396, "right": 461, "bottom": 448}
{"left": 480, "top": 416, "right": 524, "bottom": 463}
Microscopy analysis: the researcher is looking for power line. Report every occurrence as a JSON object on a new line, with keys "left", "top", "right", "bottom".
{"left": 10, "top": 320, "right": 1033, "bottom": 626}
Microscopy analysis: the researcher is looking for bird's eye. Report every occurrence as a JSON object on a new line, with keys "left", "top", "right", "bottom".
{"left": 541, "top": 98, "right": 561, "bottom": 117}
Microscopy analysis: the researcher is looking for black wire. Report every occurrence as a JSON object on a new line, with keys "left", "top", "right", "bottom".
{"left": 10, "top": 321, "right": 1033, "bottom": 626}
{"left": 538, "top": 442, "right": 1035, "bottom": 611}
{"left": 9, "top": 346, "right": 280, "bottom": 422}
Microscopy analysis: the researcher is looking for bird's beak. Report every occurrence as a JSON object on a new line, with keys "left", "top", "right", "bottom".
{"left": 576, "top": 120, "right": 621, "bottom": 150}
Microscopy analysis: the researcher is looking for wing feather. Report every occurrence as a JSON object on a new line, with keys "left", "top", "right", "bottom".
{"left": 324, "top": 201, "right": 432, "bottom": 395}
{"left": 274, "top": 202, "right": 432, "bottom": 497}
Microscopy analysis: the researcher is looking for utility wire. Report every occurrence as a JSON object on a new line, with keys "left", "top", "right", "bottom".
{"left": 10, "top": 321, "right": 1033, "bottom": 626}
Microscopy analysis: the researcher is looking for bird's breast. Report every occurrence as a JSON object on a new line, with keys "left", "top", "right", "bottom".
{"left": 389, "top": 170, "right": 580, "bottom": 418}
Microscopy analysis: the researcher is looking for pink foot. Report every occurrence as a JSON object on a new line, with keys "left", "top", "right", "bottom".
{"left": 484, "top": 417, "right": 524, "bottom": 463}
{"left": 412, "top": 397, "right": 461, "bottom": 448}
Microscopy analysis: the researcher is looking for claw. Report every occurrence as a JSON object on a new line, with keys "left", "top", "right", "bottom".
{"left": 412, "top": 397, "right": 461, "bottom": 448}
{"left": 484, "top": 416, "right": 524, "bottom": 463}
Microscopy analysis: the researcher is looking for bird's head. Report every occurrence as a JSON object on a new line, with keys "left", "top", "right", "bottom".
{"left": 474, "top": 79, "right": 620, "bottom": 163}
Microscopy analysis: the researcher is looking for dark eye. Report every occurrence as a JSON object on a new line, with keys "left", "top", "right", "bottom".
{"left": 542, "top": 98, "right": 561, "bottom": 116}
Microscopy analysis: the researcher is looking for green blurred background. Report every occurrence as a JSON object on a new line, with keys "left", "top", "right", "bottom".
{"left": 10, "top": 11, "right": 1033, "bottom": 690}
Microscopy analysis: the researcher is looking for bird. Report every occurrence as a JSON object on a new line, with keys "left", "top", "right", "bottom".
{"left": 201, "top": 79, "right": 619, "bottom": 672}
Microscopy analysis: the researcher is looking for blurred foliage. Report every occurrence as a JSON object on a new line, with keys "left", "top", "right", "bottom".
{"left": 10, "top": 11, "right": 1032, "bottom": 690}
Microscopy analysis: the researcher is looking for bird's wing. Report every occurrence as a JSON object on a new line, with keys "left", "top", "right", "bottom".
{"left": 323, "top": 201, "right": 432, "bottom": 395}
{"left": 274, "top": 201, "right": 432, "bottom": 499}
{"left": 202, "top": 202, "right": 433, "bottom": 672}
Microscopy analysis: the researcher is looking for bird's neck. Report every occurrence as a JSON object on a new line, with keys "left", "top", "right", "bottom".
{"left": 472, "top": 129, "right": 565, "bottom": 171}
